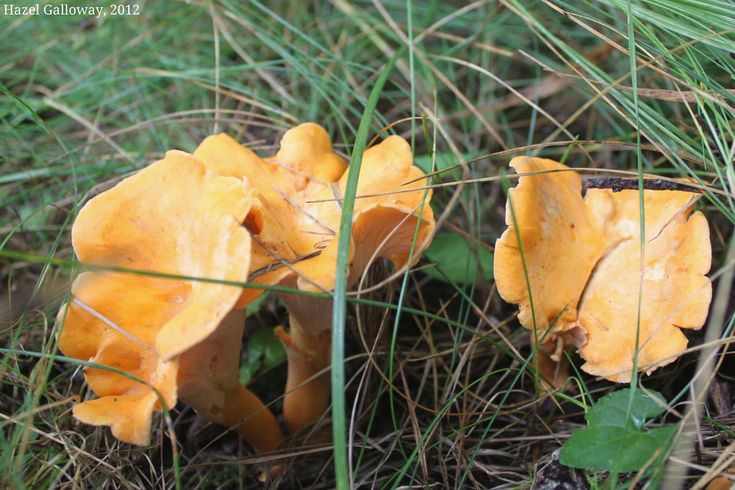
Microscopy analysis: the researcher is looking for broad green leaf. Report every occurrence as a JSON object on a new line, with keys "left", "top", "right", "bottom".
{"left": 424, "top": 233, "right": 493, "bottom": 285}
{"left": 559, "top": 425, "right": 676, "bottom": 472}
{"left": 561, "top": 389, "right": 675, "bottom": 472}
{"left": 586, "top": 389, "right": 667, "bottom": 429}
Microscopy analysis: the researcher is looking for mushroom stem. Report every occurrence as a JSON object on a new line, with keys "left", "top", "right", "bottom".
{"left": 214, "top": 384, "right": 284, "bottom": 453}
{"left": 178, "top": 309, "right": 283, "bottom": 452}
{"left": 535, "top": 337, "right": 569, "bottom": 392}
{"left": 276, "top": 289, "right": 333, "bottom": 432}
{"left": 275, "top": 323, "right": 331, "bottom": 432}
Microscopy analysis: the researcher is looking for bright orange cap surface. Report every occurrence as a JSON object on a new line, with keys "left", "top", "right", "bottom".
{"left": 494, "top": 157, "right": 608, "bottom": 335}
{"left": 494, "top": 158, "right": 712, "bottom": 382}
{"left": 578, "top": 188, "right": 711, "bottom": 381}
{"left": 58, "top": 150, "right": 252, "bottom": 445}
{"left": 195, "top": 123, "right": 436, "bottom": 302}
{"left": 290, "top": 133, "right": 436, "bottom": 294}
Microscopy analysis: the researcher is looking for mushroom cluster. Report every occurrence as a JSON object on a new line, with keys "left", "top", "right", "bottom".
{"left": 57, "top": 123, "right": 435, "bottom": 449}
{"left": 495, "top": 157, "right": 712, "bottom": 385}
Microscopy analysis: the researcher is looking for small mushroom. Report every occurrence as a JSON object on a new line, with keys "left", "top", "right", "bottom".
{"left": 58, "top": 150, "right": 282, "bottom": 450}
{"left": 194, "top": 124, "right": 436, "bottom": 432}
{"left": 494, "top": 157, "right": 712, "bottom": 384}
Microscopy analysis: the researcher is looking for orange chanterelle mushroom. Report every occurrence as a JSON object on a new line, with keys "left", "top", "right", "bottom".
{"left": 193, "top": 123, "right": 435, "bottom": 432}
{"left": 59, "top": 123, "right": 435, "bottom": 447}
{"left": 494, "top": 157, "right": 712, "bottom": 384}
{"left": 58, "top": 151, "right": 282, "bottom": 451}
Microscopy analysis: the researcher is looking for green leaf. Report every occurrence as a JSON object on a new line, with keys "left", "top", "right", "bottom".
{"left": 240, "top": 327, "right": 286, "bottom": 385}
{"left": 246, "top": 327, "right": 286, "bottom": 367}
{"left": 561, "top": 389, "right": 675, "bottom": 473}
{"left": 246, "top": 328, "right": 269, "bottom": 364}
{"left": 559, "top": 425, "right": 676, "bottom": 472}
{"left": 586, "top": 389, "right": 667, "bottom": 429}
{"left": 245, "top": 292, "right": 269, "bottom": 315}
{"left": 424, "top": 233, "right": 493, "bottom": 285}
{"left": 239, "top": 363, "right": 256, "bottom": 385}
{"left": 263, "top": 332, "right": 286, "bottom": 369}
{"left": 18, "top": 204, "right": 52, "bottom": 229}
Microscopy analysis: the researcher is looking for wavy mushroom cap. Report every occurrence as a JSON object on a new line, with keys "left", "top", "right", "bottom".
{"left": 272, "top": 122, "right": 347, "bottom": 185}
{"left": 195, "top": 124, "right": 435, "bottom": 298}
{"left": 494, "top": 158, "right": 712, "bottom": 382}
{"left": 289, "top": 133, "right": 435, "bottom": 293}
{"left": 194, "top": 133, "right": 299, "bottom": 306}
{"left": 194, "top": 124, "right": 346, "bottom": 304}
{"left": 193, "top": 125, "right": 436, "bottom": 434}
{"left": 58, "top": 150, "right": 252, "bottom": 445}
{"left": 494, "top": 157, "right": 609, "bottom": 335}
{"left": 578, "top": 189, "right": 711, "bottom": 382}
{"left": 193, "top": 133, "right": 289, "bottom": 201}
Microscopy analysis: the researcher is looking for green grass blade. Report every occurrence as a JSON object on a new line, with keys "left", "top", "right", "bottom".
{"left": 330, "top": 46, "right": 404, "bottom": 490}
